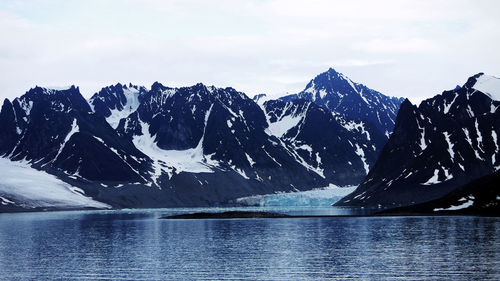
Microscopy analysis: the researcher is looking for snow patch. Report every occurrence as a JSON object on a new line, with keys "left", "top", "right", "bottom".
{"left": 443, "top": 132, "right": 455, "bottom": 161}
{"left": 54, "top": 119, "right": 79, "bottom": 162}
{"left": 341, "top": 120, "right": 371, "bottom": 141}
{"left": 105, "top": 87, "right": 141, "bottom": 129}
{"left": 434, "top": 199, "right": 473, "bottom": 211}
{"left": 443, "top": 93, "right": 458, "bottom": 114}
{"left": 354, "top": 144, "right": 369, "bottom": 174}
{"left": 245, "top": 153, "right": 255, "bottom": 167}
{"left": 463, "top": 128, "right": 484, "bottom": 161}
{"left": 318, "top": 89, "right": 327, "bottom": 99}
{"left": 422, "top": 169, "right": 440, "bottom": 185}
{"left": 267, "top": 106, "right": 305, "bottom": 138}
{"left": 492, "top": 130, "right": 499, "bottom": 164}
{"left": 475, "top": 119, "right": 485, "bottom": 153}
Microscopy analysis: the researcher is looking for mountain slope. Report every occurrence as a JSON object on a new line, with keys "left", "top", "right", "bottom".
{"left": 259, "top": 68, "right": 402, "bottom": 183}
{"left": 378, "top": 170, "right": 500, "bottom": 216}
{"left": 336, "top": 73, "right": 500, "bottom": 208}
{"left": 262, "top": 98, "right": 386, "bottom": 185}
{"left": 89, "top": 83, "right": 147, "bottom": 129}
{"left": 281, "top": 68, "right": 404, "bottom": 138}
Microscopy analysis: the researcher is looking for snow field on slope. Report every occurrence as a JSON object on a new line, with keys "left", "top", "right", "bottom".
{"left": 0, "top": 157, "right": 110, "bottom": 209}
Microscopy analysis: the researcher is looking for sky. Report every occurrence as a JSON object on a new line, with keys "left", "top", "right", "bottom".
{"left": 1, "top": 0, "right": 499, "bottom": 104}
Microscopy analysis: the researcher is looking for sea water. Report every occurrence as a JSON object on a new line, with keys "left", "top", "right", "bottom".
{"left": 0, "top": 207, "right": 498, "bottom": 280}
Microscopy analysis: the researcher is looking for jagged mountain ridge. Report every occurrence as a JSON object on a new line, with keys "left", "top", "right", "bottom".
{"left": 0, "top": 68, "right": 404, "bottom": 210}
{"left": 336, "top": 73, "right": 500, "bottom": 208}
{"left": 0, "top": 86, "right": 151, "bottom": 183}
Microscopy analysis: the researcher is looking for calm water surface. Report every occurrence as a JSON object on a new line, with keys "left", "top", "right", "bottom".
{"left": 0, "top": 207, "right": 498, "bottom": 280}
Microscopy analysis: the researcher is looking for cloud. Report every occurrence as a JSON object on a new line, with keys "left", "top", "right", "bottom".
{"left": 0, "top": 0, "right": 499, "bottom": 105}
{"left": 353, "top": 38, "right": 440, "bottom": 54}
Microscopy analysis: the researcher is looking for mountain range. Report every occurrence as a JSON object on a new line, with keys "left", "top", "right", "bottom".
{"left": 0, "top": 68, "right": 404, "bottom": 211}
{"left": 1, "top": 68, "right": 498, "bottom": 214}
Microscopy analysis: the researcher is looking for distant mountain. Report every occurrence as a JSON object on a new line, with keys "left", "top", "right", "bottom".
{"left": 281, "top": 68, "right": 404, "bottom": 138}
{"left": 0, "top": 68, "right": 405, "bottom": 211}
{"left": 260, "top": 68, "right": 404, "bottom": 184}
{"left": 336, "top": 73, "right": 500, "bottom": 208}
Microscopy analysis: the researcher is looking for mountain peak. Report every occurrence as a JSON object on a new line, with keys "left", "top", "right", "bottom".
{"left": 326, "top": 67, "right": 339, "bottom": 75}
{"left": 400, "top": 98, "right": 414, "bottom": 109}
{"left": 30, "top": 85, "right": 78, "bottom": 95}
{"left": 151, "top": 81, "right": 167, "bottom": 92}
{"left": 312, "top": 67, "right": 342, "bottom": 83}
{"left": 282, "top": 67, "right": 404, "bottom": 138}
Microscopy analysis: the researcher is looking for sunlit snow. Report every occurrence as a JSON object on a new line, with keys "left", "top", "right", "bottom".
{"left": 267, "top": 111, "right": 304, "bottom": 138}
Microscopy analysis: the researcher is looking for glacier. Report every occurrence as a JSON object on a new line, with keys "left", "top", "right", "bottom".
{"left": 0, "top": 157, "right": 110, "bottom": 210}
{"left": 236, "top": 185, "right": 357, "bottom": 207}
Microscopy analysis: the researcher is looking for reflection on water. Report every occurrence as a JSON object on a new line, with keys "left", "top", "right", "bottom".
{"left": 0, "top": 208, "right": 498, "bottom": 280}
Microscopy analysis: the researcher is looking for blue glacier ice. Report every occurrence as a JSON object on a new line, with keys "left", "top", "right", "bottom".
{"left": 236, "top": 185, "right": 357, "bottom": 207}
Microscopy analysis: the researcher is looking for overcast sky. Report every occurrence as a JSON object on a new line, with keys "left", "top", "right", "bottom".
{"left": 1, "top": 0, "right": 499, "bottom": 103}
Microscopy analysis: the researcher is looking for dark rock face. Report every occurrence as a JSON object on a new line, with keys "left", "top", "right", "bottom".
{"left": 336, "top": 73, "right": 500, "bottom": 208}
{"left": 281, "top": 68, "right": 404, "bottom": 138}
{"left": 378, "top": 170, "right": 500, "bottom": 216}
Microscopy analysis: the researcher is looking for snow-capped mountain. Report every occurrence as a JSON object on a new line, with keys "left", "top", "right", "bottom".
{"left": 281, "top": 68, "right": 404, "bottom": 138}
{"left": 336, "top": 73, "right": 500, "bottom": 208}
{"left": 0, "top": 85, "right": 151, "bottom": 182}
{"left": 0, "top": 68, "right": 405, "bottom": 211}
{"left": 107, "top": 82, "right": 327, "bottom": 191}
{"left": 257, "top": 68, "right": 403, "bottom": 184}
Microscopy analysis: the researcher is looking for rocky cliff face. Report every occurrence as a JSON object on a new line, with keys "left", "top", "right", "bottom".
{"left": 336, "top": 73, "right": 500, "bottom": 208}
